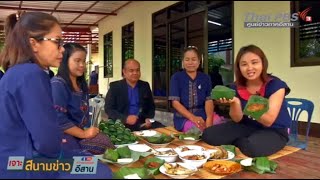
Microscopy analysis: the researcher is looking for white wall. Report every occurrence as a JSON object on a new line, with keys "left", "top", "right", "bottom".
{"left": 234, "top": 1, "right": 320, "bottom": 123}
{"left": 98, "top": 1, "right": 178, "bottom": 96}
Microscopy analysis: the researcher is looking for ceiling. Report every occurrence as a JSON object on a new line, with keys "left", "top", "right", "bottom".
{"left": 0, "top": 1, "right": 132, "bottom": 53}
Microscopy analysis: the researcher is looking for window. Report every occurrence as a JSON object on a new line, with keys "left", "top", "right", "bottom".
{"left": 291, "top": 1, "right": 320, "bottom": 67}
{"left": 103, "top": 32, "right": 113, "bottom": 77}
{"left": 122, "top": 22, "right": 134, "bottom": 69}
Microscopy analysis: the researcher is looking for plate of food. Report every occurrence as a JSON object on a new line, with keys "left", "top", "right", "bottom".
{"left": 159, "top": 162, "right": 198, "bottom": 179}
{"left": 175, "top": 126, "right": 202, "bottom": 145}
{"left": 143, "top": 133, "right": 174, "bottom": 148}
{"left": 134, "top": 130, "right": 159, "bottom": 137}
{"left": 97, "top": 146, "right": 136, "bottom": 166}
{"left": 115, "top": 141, "right": 139, "bottom": 148}
{"left": 203, "top": 160, "right": 242, "bottom": 175}
{"left": 206, "top": 146, "right": 235, "bottom": 160}
{"left": 128, "top": 144, "right": 152, "bottom": 153}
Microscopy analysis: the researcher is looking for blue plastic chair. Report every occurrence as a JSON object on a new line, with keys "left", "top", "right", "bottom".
{"left": 285, "top": 98, "right": 314, "bottom": 150}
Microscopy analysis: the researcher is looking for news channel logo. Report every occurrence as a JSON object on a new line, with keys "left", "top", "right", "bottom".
{"left": 244, "top": 7, "right": 313, "bottom": 28}
{"left": 7, "top": 156, "right": 97, "bottom": 174}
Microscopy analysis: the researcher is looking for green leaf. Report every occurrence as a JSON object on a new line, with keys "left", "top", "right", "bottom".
{"left": 144, "top": 157, "right": 165, "bottom": 175}
{"left": 244, "top": 165, "right": 265, "bottom": 174}
{"left": 243, "top": 157, "right": 278, "bottom": 174}
{"left": 144, "top": 134, "right": 173, "bottom": 144}
{"left": 178, "top": 126, "right": 202, "bottom": 140}
{"left": 243, "top": 95, "right": 269, "bottom": 120}
{"left": 255, "top": 157, "right": 271, "bottom": 173}
{"left": 221, "top": 145, "right": 236, "bottom": 155}
{"left": 113, "top": 167, "right": 153, "bottom": 179}
{"left": 267, "top": 160, "right": 278, "bottom": 173}
{"left": 131, "top": 150, "right": 153, "bottom": 162}
{"left": 211, "top": 85, "right": 236, "bottom": 100}
{"left": 103, "top": 149, "right": 119, "bottom": 162}
{"left": 117, "top": 146, "right": 131, "bottom": 158}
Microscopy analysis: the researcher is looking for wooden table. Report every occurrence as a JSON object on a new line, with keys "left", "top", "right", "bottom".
{"left": 105, "top": 126, "right": 317, "bottom": 179}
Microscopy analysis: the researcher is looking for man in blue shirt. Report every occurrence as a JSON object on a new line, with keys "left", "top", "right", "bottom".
{"left": 104, "top": 59, "right": 164, "bottom": 131}
{"left": 90, "top": 70, "right": 98, "bottom": 85}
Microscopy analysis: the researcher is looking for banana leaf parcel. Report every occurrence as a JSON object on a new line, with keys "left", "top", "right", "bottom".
{"left": 243, "top": 95, "right": 269, "bottom": 120}
{"left": 211, "top": 85, "right": 236, "bottom": 100}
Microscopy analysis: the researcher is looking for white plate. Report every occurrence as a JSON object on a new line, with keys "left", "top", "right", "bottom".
{"left": 206, "top": 149, "right": 235, "bottom": 160}
{"left": 159, "top": 162, "right": 197, "bottom": 179}
{"left": 115, "top": 141, "right": 139, "bottom": 148}
{"left": 128, "top": 144, "right": 152, "bottom": 152}
{"left": 174, "top": 145, "right": 205, "bottom": 155}
{"left": 135, "top": 130, "right": 158, "bottom": 137}
{"left": 95, "top": 154, "right": 135, "bottom": 166}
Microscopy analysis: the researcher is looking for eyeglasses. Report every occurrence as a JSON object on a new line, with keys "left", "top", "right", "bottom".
{"left": 37, "top": 37, "right": 64, "bottom": 49}
{"left": 186, "top": 45, "right": 198, "bottom": 50}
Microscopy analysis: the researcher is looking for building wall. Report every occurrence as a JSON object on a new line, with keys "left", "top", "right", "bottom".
{"left": 98, "top": 1, "right": 178, "bottom": 96}
{"left": 234, "top": 1, "right": 320, "bottom": 123}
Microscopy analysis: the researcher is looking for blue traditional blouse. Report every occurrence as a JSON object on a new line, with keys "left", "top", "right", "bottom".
{"left": 229, "top": 75, "right": 291, "bottom": 129}
{"left": 0, "top": 70, "right": 4, "bottom": 80}
{"left": 51, "top": 76, "right": 90, "bottom": 150}
{"left": 0, "top": 64, "right": 112, "bottom": 178}
{"left": 169, "top": 71, "right": 212, "bottom": 131}
{"left": 0, "top": 63, "right": 62, "bottom": 159}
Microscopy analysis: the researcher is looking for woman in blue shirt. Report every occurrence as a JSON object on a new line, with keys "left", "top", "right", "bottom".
{"left": 202, "top": 44, "right": 291, "bottom": 157}
{"left": 169, "top": 46, "right": 214, "bottom": 132}
{"left": 51, "top": 43, "right": 100, "bottom": 151}
{"left": 0, "top": 12, "right": 111, "bottom": 178}
{"left": 0, "top": 70, "right": 4, "bottom": 80}
{"left": 0, "top": 11, "right": 64, "bottom": 178}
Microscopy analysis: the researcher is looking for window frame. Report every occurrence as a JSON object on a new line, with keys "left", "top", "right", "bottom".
{"left": 103, "top": 31, "right": 113, "bottom": 78}
{"left": 122, "top": 22, "right": 134, "bottom": 70}
{"left": 291, "top": 1, "right": 320, "bottom": 67}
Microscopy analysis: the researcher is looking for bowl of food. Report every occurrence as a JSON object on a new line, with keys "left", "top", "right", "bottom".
{"left": 206, "top": 146, "right": 235, "bottom": 160}
{"left": 178, "top": 150, "right": 210, "bottom": 168}
{"left": 159, "top": 162, "right": 198, "bottom": 179}
{"left": 203, "top": 160, "right": 242, "bottom": 175}
{"left": 174, "top": 145, "right": 205, "bottom": 155}
{"left": 180, "top": 137, "right": 200, "bottom": 145}
{"left": 154, "top": 148, "right": 178, "bottom": 163}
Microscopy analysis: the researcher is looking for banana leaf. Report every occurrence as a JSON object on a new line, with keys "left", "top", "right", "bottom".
{"left": 144, "top": 134, "right": 174, "bottom": 144}
{"left": 221, "top": 145, "right": 236, "bottom": 155}
{"left": 243, "top": 95, "right": 269, "bottom": 120}
{"left": 242, "top": 157, "right": 278, "bottom": 174}
{"left": 131, "top": 150, "right": 153, "bottom": 162}
{"left": 178, "top": 126, "right": 202, "bottom": 140}
{"left": 103, "top": 149, "right": 119, "bottom": 162}
{"left": 144, "top": 157, "right": 165, "bottom": 175}
{"left": 113, "top": 167, "right": 154, "bottom": 179}
{"left": 211, "top": 85, "right": 236, "bottom": 100}
{"left": 117, "top": 146, "right": 131, "bottom": 158}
